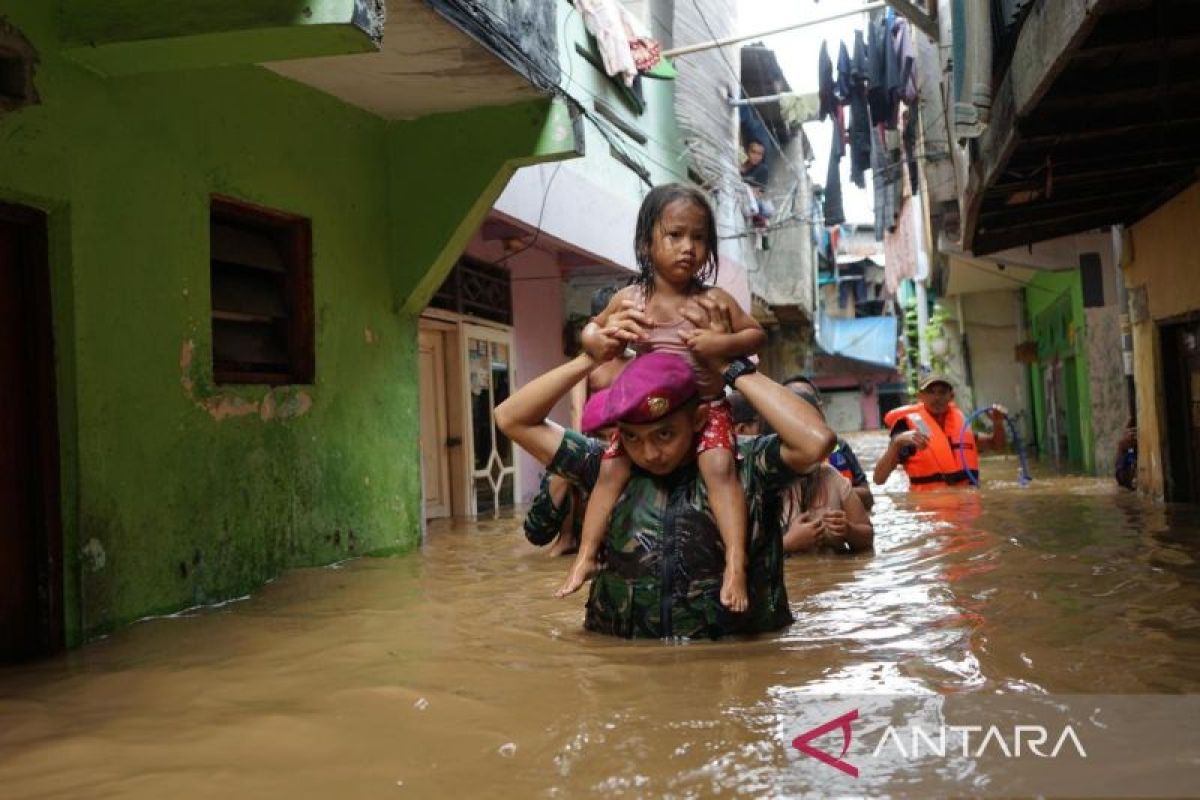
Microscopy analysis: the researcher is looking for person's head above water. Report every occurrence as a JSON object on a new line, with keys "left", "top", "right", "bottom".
{"left": 781, "top": 374, "right": 824, "bottom": 413}
{"left": 581, "top": 352, "right": 706, "bottom": 476}
{"left": 590, "top": 285, "right": 618, "bottom": 318}
{"left": 633, "top": 183, "right": 719, "bottom": 296}
{"left": 917, "top": 373, "right": 954, "bottom": 415}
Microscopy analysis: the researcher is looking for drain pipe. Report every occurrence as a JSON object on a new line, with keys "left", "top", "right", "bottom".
{"left": 1112, "top": 224, "right": 1136, "bottom": 422}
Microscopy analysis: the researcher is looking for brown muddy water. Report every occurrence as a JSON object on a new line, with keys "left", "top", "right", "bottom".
{"left": 1, "top": 432, "right": 1199, "bottom": 798}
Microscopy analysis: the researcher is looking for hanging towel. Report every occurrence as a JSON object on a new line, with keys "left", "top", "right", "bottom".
{"left": 950, "top": 0, "right": 993, "bottom": 140}
{"left": 578, "top": 0, "right": 638, "bottom": 86}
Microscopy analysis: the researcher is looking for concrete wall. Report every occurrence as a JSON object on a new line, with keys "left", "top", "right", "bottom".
{"left": 1123, "top": 181, "right": 1200, "bottom": 498}
{"left": 1085, "top": 301, "right": 1128, "bottom": 477}
{"left": 0, "top": 2, "right": 563, "bottom": 641}
{"left": 960, "top": 290, "right": 1029, "bottom": 439}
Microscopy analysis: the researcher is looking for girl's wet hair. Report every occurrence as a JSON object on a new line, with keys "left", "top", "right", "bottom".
{"left": 633, "top": 183, "right": 719, "bottom": 296}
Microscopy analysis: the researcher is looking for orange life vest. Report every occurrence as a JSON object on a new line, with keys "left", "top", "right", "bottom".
{"left": 883, "top": 402, "right": 980, "bottom": 491}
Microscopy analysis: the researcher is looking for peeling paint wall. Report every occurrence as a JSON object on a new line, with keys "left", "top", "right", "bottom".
{"left": 0, "top": 2, "right": 560, "bottom": 643}
{"left": 1124, "top": 180, "right": 1200, "bottom": 498}
{"left": 1085, "top": 304, "right": 1129, "bottom": 477}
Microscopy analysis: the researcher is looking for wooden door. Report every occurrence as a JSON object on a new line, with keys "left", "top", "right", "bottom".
{"left": 418, "top": 328, "right": 452, "bottom": 519}
{"left": 1, "top": 205, "right": 62, "bottom": 661}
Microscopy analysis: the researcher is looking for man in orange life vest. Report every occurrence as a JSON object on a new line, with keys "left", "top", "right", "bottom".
{"left": 873, "top": 374, "right": 1007, "bottom": 490}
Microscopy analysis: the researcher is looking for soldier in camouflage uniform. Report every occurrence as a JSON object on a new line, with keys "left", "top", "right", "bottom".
{"left": 495, "top": 297, "right": 835, "bottom": 640}
{"left": 548, "top": 427, "right": 799, "bottom": 638}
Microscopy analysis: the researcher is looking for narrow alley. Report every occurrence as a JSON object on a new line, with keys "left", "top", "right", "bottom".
{"left": 1, "top": 435, "right": 1197, "bottom": 796}
{"left": 4, "top": 0, "right": 1200, "bottom": 796}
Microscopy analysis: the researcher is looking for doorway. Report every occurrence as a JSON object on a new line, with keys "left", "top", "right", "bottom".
{"left": 0, "top": 203, "right": 63, "bottom": 661}
{"left": 1161, "top": 317, "right": 1200, "bottom": 502}
{"left": 1042, "top": 359, "right": 1072, "bottom": 466}
{"left": 465, "top": 324, "right": 516, "bottom": 517}
{"left": 418, "top": 325, "right": 452, "bottom": 520}
{"left": 417, "top": 313, "right": 516, "bottom": 519}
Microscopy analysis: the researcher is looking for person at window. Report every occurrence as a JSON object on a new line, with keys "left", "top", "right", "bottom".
{"left": 493, "top": 301, "right": 835, "bottom": 639}
{"left": 740, "top": 140, "right": 774, "bottom": 226}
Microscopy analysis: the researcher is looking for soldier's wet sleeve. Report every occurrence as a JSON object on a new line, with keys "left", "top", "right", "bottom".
{"left": 546, "top": 429, "right": 602, "bottom": 493}
{"left": 740, "top": 434, "right": 800, "bottom": 494}
{"left": 522, "top": 473, "right": 572, "bottom": 546}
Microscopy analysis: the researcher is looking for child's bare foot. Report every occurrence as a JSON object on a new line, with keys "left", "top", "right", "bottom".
{"left": 555, "top": 556, "right": 597, "bottom": 597}
{"left": 720, "top": 569, "right": 749, "bottom": 613}
{"left": 546, "top": 529, "right": 579, "bottom": 558}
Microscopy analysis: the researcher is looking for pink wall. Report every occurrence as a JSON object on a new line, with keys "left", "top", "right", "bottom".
{"left": 462, "top": 233, "right": 571, "bottom": 505}
{"left": 811, "top": 366, "right": 901, "bottom": 431}
{"left": 508, "top": 250, "right": 570, "bottom": 503}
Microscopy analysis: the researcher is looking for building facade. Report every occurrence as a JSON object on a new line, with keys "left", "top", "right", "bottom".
{"left": 0, "top": 0, "right": 573, "bottom": 655}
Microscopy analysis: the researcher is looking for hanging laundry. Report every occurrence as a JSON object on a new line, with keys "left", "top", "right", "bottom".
{"left": 578, "top": 0, "right": 662, "bottom": 86}
{"left": 834, "top": 41, "right": 852, "bottom": 105}
{"left": 629, "top": 36, "right": 661, "bottom": 72}
{"left": 889, "top": 17, "right": 917, "bottom": 112}
{"left": 824, "top": 131, "right": 846, "bottom": 227}
{"left": 883, "top": 189, "right": 918, "bottom": 295}
{"left": 819, "top": 39, "right": 847, "bottom": 226}
{"left": 834, "top": 40, "right": 852, "bottom": 151}
{"left": 903, "top": 103, "right": 920, "bottom": 195}
{"left": 866, "top": 12, "right": 891, "bottom": 127}
{"left": 950, "top": 0, "right": 993, "bottom": 140}
{"left": 871, "top": 127, "right": 903, "bottom": 241}
{"left": 848, "top": 29, "right": 872, "bottom": 188}
{"left": 818, "top": 41, "right": 836, "bottom": 121}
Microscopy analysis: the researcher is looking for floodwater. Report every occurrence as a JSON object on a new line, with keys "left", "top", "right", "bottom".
{"left": 2, "top": 432, "right": 1199, "bottom": 798}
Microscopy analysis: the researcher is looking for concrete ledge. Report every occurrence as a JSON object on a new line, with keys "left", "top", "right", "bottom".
{"left": 60, "top": 0, "right": 381, "bottom": 75}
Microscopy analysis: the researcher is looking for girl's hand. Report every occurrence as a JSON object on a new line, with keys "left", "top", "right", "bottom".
{"left": 582, "top": 301, "right": 651, "bottom": 361}
{"left": 679, "top": 296, "right": 735, "bottom": 372}
{"left": 820, "top": 509, "right": 848, "bottom": 535}
{"left": 580, "top": 322, "right": 625, "bottom": 363}
{"left": 679, "top": 328, "right": 728, "bottom": 362}
{"left": 782, "top": 510, "right": 824, "bottom": 553}
{"left": 815, "top": 511, "right": 849, "bottom": 550}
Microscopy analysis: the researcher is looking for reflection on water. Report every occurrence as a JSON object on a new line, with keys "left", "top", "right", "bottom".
{"left": 2, "top": 433, "right": 1199, "bottom": 797}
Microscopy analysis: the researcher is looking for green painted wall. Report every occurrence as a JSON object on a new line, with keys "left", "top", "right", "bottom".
{"left": 1025, "top": 271, "right": 1094, "bottom": 471}
{"left": 0, "top": 2, "right": 568, "bottom": 643}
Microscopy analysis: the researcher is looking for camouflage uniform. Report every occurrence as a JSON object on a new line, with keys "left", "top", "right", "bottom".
{"left": 523, "top": 472, "right": 587, "bottom": 546}
{"left": 548, "top": 430, "right": 796, "bottom": 639}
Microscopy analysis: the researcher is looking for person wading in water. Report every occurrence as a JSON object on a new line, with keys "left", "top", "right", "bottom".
{"left": 494, "top": 298, "right": 835, "bottom": 639}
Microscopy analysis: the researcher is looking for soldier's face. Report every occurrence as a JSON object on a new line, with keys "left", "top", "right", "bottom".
{"left": 617, "top": 404, "right": 707, "bottom": 475}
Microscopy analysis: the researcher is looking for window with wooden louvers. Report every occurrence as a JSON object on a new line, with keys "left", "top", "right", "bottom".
{"left": 209, "top": 197, "right": 314, "bottom": 385}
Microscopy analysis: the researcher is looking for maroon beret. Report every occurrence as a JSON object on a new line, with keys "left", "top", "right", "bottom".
{"left": 580, "top": 352, "right": 698, "bottom": 433}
